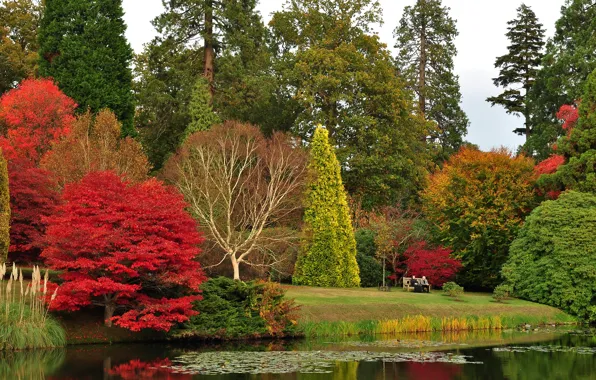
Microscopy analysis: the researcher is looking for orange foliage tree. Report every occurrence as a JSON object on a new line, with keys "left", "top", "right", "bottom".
{"left": 421, "top": 147, "right": 538, "bottom": 288}
{"left": 41, "top": 109, "right": 150, "bottom": 188}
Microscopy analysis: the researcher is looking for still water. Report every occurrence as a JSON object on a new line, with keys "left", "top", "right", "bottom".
{"left": 3, "top": 329, "right": 595, "bottom": 379}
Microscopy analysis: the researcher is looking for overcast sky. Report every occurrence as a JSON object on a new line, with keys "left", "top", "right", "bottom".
{"left": 122, "top": 0, "right": 564, "bottom": 152}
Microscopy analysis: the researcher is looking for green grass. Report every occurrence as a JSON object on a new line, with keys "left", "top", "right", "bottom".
{"left": 0, "top": 301, "right": 66, "bottom": 350}
{"left": 284, "top": 286, "right": 576, "bottom": 337}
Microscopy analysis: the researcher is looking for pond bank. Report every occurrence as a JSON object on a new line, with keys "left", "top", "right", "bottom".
{"left": 57, "top": 286, "right": 577, "bottom": 345}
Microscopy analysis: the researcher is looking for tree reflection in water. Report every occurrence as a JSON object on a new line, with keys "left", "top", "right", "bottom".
{"left": 4, "top": 330, "right": 596, "bottom": 380}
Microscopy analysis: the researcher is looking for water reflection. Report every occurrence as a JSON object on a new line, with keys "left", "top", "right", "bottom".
{"left": 0, "top": 349, "right": 65, "bottom": 380}
{"left": 2, "top": 329, "right": 595, "bottom": 380}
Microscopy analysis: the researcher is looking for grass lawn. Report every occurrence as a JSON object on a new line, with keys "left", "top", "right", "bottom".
{"left": 284, "top": 286, "right": 575, "bottom": 325}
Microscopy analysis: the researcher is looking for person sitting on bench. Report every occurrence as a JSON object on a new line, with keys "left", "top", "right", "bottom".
{"left": 421, "top": 276, "right": 430, "bottom": 293}
{"left": 411, "top": 276, "right": 423, "bottom": 293}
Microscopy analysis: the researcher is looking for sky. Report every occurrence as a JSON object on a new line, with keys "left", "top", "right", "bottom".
{"left": 122, "top": 0, "right": 564, "bottom": 152}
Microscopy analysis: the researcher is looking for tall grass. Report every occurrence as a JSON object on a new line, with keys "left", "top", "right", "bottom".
{"left": 300, "top": 313, "right": 563, "bottom": 338}
{"left": 0, "top": 264, "right": 66, "bottom": 350}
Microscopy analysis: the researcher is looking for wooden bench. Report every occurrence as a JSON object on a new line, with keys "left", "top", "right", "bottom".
{"left": 402, "top": 277, "right": 431, "bottom": 292}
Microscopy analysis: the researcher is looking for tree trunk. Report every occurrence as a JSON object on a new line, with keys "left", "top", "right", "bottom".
{"left": 104, "top": 302, "right": 116, "bottom": 327}
{"left": 419, "top": 0, "right": 427, "bottom": 117}
{"left": 231, "top": 256, "right": 241, "bottom": 281}
{"left": 204, "top": 0, "right": 215, "bottom": 98}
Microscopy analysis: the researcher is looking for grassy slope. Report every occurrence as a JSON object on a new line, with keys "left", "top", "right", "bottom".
{"left": 285, "top": 286, "right": 575, "bottom": 324}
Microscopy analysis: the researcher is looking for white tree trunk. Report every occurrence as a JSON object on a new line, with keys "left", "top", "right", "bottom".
{"left": 231, "top": 256, "right": 241, "bottom": 281}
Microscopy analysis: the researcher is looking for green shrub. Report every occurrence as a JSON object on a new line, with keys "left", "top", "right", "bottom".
{"left": 503, "top": 191, "right": 596, "bottom": 321}
{"left": 180, "top": 277, "right": 299, "bottom": 339}
{"left": 355, "top": 229, "right": 376, "bottom": 257}
{"left": 355, "top": 228, "right": 383, "bottom": 287}
{"left": 493, "top": 284, "right": 512, "bottom": 302}
{"left": 356, "top": 253, "right": 383, "bottom": 288}
{"left": 442, "top": 282, "right": 464, "bottom": 297}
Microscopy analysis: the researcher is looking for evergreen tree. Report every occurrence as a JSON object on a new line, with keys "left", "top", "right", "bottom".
{"left": 487, "top": 4, "right": 545, "bottom": 142}
{"left": 293, "top": 127, "right": 360, "bottom": 287}
{"left": 394, "top": 0, "right": 469, "bottom": 163}
{"left": 38, "top": 0, "right": 135, "bottom": 135}
{"left": 0, "top": 0, "right": 42, "bottom": 94}
{"left": 183, "top": 77, "right": 220, "bottom": 141}
{"left": 154, "top": 0, "right": 267, "bottom": 95}
{"left": 133, "top": 40, "right": 203, "bottom": 169}
{"left": 526, "top": 0, "right": 596, "bottom": 159}
{"left": 539, "top": 68, "right": 596, "bottom": 193}
{"left": 0, "top": 150, "right": 9, "bottom": 264}
{"left": 271, "top": 0, "right": 429, "bottom": 208}
{"left": 136, "top": 1, "right": 277, "bottom": 169}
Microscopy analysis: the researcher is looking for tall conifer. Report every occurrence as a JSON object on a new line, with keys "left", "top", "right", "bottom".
{"left": 394, "top": 0, "right": 469, "bottom": 163}
{"left": 487, "top": 4, "right": 545, "bottom": 142}
{"left": 526, "top": 0, "right": 596, "bottom": 159}
{"left": 293, "top": 127, "right": 360, "bottom": 288}
{"left": 38, "top": 0, "right": 135, "bottom": 135}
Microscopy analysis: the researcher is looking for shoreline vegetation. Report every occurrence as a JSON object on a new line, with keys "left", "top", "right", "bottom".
{"left": 287, "top": 286, "right": 576, "bottom": 338}
{"left": 54, "top": 285, "right": 576, "bottom": 346}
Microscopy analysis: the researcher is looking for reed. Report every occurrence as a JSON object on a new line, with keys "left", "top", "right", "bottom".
{"left": 0, "top": 264, "right": 65, "bottom": 350}
{"left": 300, "top": 313, "right": 547, "bottom": 338}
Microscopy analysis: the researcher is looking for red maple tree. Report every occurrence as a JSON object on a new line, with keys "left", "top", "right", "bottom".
{"left": 6, "top": 158, "right": 60, "bottom": 262}
{"left": 556, "top": 103, "right": 579, "bottom": 133}
{"left": 403, "top": 242, "right": 462, "bottom": 287}
{"left": 0, "top": 78, "right": 76, "bottom": 163}
{"left": 0, "top": 79, "right": 75, "bottom": 263}
{"left": 42, "top": 171, "right": 206, "bottom": 332}
{"left": 534, "top": 154, "right": 565, "bottom": 176}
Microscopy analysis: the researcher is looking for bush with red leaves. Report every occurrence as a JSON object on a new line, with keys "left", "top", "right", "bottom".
{"left": 403, "top": 242, "right": 462, "bottom": 287}
{"left": 42, "top": 171, "right": 206, "bottom": 332}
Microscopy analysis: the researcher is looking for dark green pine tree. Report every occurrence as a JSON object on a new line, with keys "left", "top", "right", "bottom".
{"left": 526, "top": 0, "right": 596, "bottom": 159}
{"left": 487, "top": 4, "right": 545, "bottom": 143}
{"left": 38, "top": 0, "right": 135, "bottom": 135}
{"left": 154, "top": 0, "right": 266, "bottom": 95}
{"left": 394, "top": 0, "right": 469, "bottom": 164}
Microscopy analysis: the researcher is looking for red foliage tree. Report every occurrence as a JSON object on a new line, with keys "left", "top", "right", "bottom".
{"left": 6, "top": 158, "right": 60, "bottom": 262}
{"left": 41, "top": 171, "right": 206, "bottom": 332}
{"left": 556, "top": 103, "right": 579, "bottom": 133}
{"left": 403, "top": 242, "right": 462, "bottom": 287}
{"left": 0, "top": 79, "right": 75, "bottom": 263}
{"left": 534, "top": 154, "right": 565, "bottom": 176}
{"left": 0, "top": 78, "right": 76, "bottom": 163}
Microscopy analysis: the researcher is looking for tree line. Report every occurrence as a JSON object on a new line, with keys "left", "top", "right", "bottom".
{"left": 0, "top": 0, "right": 595, "bottom": 327}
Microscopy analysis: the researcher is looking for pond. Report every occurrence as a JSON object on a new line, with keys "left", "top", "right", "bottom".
{"left": 3, "top": 328, "right": 596, "bottom": 379}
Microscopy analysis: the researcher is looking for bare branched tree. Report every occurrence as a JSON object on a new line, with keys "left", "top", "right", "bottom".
{"left": 164, "top": 121, "right": 307, "bottom": 280}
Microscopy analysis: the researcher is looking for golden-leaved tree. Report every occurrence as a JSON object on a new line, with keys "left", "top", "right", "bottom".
{"left": 41, "top": 110, "right": 150, "bottom": 187}
{"left": 293, "top": 127, "right": 360, "bottom": 287}
{"left": 422, "top": 147, "right": 537, "bottom": 288}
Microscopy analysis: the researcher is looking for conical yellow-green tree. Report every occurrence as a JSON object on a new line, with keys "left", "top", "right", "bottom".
{"left": 293, "top": 127, "right": 360, "bottom": 287}
{"left": 0, "top": 150, "right": 9, "bottom": 264}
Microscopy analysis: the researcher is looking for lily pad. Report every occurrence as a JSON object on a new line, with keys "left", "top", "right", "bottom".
{"left": 341, "top": 339, "right": 468, "bottom": 349}
{"left": 167, "top": 350, "right": 481, "bottom": 375}
{"left": 493, "top": 345, "right": 596, "bottom": 354}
